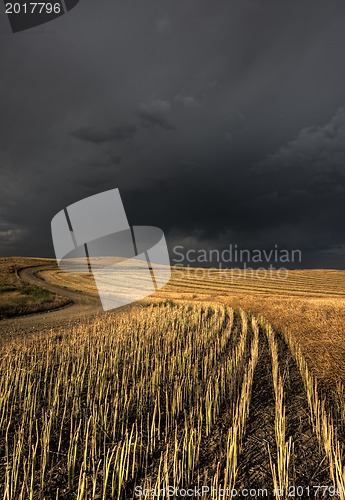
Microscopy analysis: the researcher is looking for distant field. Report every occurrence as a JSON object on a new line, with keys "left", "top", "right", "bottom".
{"left": 1, "top": 257, "right": 345, "bottom": 384}
{"left": 0, "top": 257, "right": 69, "bottom": 318}
{"left": 40, "top": 265, "right": 345, "bottom": 298}
{"left": 38, "top": 263, "right": 345, "bottom": 385}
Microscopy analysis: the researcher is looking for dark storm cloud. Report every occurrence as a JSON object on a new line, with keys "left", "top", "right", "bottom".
{"left": 71, "top": 99, "right": 175, "bottom": 144}
{"left": 1, "top": 0, "right": 345, "bottom": 268}
{"left": 71, "top": 124, "right": 138, "bottom": 144}
{"left": 120, "top": 108, "right": 345, "bottom": 268}
{"left": 0, "top": 222, "right": 26, "bottom": 248}
{"left": 175, "top": 95, "right": 201, "bottom": 108}
{"left": 137, "top": 99, "right": 175, "bottom": 130}
{"left": 137, "top": 109, "right": 175, "bottom": 131}
{"left": 256, "top": 108, "right": 345, "bottom": 179}
{"left": 252, "top": 107, "right": 345, "bottom": 234}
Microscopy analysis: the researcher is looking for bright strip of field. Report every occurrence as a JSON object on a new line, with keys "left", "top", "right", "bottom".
{"left": 4, "top": 260, "right": 345, "bottom": 385}
{"left": 39, "top": 267, "right": 345, "bottom": 298}
{"left": 36, "top": 265, "right": 345, "bottom": 386}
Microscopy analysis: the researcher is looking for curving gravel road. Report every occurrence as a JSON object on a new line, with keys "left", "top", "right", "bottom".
{"left": 0, "top": 265, "right": 102, "bottom": 344}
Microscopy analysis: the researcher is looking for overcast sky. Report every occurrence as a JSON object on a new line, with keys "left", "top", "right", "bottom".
{"left": 1, "top": 0, "right": 345, "bottom": 268}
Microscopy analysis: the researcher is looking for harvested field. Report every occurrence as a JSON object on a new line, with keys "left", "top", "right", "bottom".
{"left": 1, "top": 258, "right": 345, "bottom": 498}
{"left": 30, "top": 261, "right": 345, "bottom": 385}
{"left": 0, "top": 258, "right": 70, "bottom": 319}
{"left": 0, "top": 302, "right": 345, "bottom": 498}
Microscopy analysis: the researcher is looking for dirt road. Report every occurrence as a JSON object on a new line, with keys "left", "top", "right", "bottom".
{"left": 0, "top": 265, "right": 102, "bottom": 344}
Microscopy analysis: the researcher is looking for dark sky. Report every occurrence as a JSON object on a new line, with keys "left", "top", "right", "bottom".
{"left": 1, "top": 0, "right": 345, "bottom": 268}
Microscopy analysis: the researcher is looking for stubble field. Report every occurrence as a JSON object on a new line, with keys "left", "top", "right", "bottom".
{"left": 0, "top": 258, "right": 345, "bottom": 498}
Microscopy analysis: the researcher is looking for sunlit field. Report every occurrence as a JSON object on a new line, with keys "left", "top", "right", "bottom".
{"left": 0, "top": 302, "right": 345, "bottom": 498}
{"left": 39, "top": 263, "right": 345, "bottom": 384}
{"left": 1, "top": 258, "right": 345, "bottom": 498}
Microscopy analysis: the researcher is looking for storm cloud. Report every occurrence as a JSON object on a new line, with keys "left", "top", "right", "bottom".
{"left": 71, "top": 124, "right": 138, "bottom": 144}
{"left": 0, "top": 0, "right": 345, "bottom": 268}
